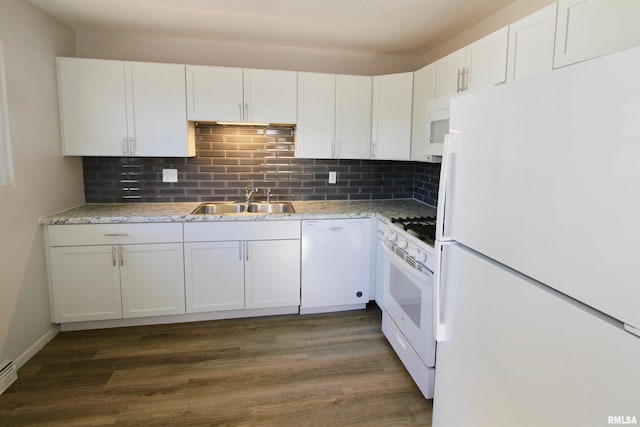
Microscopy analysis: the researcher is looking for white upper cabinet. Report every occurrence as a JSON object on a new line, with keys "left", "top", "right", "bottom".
{"left": 57, "top": 57, "right": 194, "bottom": 157}
{"left": 186, "top": 66, "right": 297, "bottom": 124}
{"left": 243, "top": 69, "right": 297, "bottom": 123}
{"left": 371, "top": 72, "right": 413, "bottom": 161}
{"left": 334, "top": 74, "right": 372, "bottom": 159}
{"left": 411, "top": 63, "right": 436, "bottom": 162}
{"left": 464, "top": 26, "right": 509, "bottom": 91}
{"left": 554, "top": 0, "right": 640, "bottom": 68}
{"left": 434, "top": 48, "right": 466, "bottom": 99}
{"left": 506, "top": 4, "right": 557, "bottom": 82}
{"left": 125, "top": 62, "right": 194, "bottom": 157}
{"left": 296, "top": 72, "right": 336, "bottom": 159}
{"left": 296, "top": 73, "right": 371, "bottom": 159}
{"left": 434, "top": 27, "right": 509, "bottom": 97}
{"left": 186, "top": 65, "right": 244, "bottom": 122}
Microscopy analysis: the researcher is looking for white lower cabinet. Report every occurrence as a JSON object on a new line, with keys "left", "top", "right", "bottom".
{"left": 49, "top": 245, "right": 123, "bottom": 322}
{"left": 244, "top": 240, "right": 301, "bottom": 309}
{"left": 119, "top": 243, "right": 185, "bottom": 318}
{"left": 46, "top": 223, "right": 185, "bottom": 323}
{"left": 184, "top": 241, "right": 245, "bottom": 313}
{"left": 184, "top": 221, "right": 301, "bottom": 313}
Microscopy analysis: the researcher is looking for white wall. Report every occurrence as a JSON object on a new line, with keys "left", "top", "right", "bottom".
{"left": 0, "top": 0, "right": 83, "bottom": 366}
{"left": 76, "top": 31, "right": 421, "bottom": 75}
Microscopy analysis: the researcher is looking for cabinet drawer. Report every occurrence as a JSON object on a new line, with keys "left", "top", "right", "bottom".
{"left": 47, "top": 223, "right": 183, "bottom": 246}
{"left": 184, "top": 220, "right": 300, "bottom": 242}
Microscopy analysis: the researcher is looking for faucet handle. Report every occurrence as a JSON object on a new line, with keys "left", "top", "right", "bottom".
{"left": 264, "top": 188, "right": 272, "bottom": 203}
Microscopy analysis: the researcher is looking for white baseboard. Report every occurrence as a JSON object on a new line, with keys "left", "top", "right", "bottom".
{"left": 300, "top": 303, "right": 366, "bottom": 315}
{"left": 60, "top": 306, "right": 300, "bottom": 331}
{"left": 14, "top": 325, "right": 59, "bottom": 369}
{"left": 0, "top": 361, "right": 18, "bottom": 395}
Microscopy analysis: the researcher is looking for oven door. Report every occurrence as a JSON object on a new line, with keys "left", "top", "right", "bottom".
{"left": 382, "top": 243, "right": 436, "bottom": 367}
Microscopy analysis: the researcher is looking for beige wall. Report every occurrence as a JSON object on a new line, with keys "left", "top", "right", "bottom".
{"left": 76, "top": 31, "right": 422, "bottom": 75}
{"left": 74, "top": 0, "right": 556, "bottom": 75}
{"left": 0, "top": 0, "right": 82, "bottom": 365}
{"left": 418, "top": 0, "right": 556, "bottom": 66}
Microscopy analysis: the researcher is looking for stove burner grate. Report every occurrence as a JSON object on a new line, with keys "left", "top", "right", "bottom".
{"left": 391, "top": 216, "right": 437, "bottom": 245}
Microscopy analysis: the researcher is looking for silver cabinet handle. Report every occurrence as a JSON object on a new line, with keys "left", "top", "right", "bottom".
{"left": 239, "top": 103, "right": 243, "bottom": 120}
{"left": 245, "top": 241, "right": 249, "bottom": 261}
{"left": 462, "top": 67, "right": 469, "bottom": 92}
{"left": 122, "top": 137, "right": 128, "bottom": 156}
{"left": 104, "top": 233, "right": 129, "bottom": 237}
{"left": 239, "top": 241, "right": 243, "bottom": 261}
{"left": 244, "top": 103, "right": 249, "bottom": 121}
{"left": 129, "top": 137, "right": 135, "bottom": 156}
{"left": 112, "top": 246, "right": 117, "bottom": 266}
{"left": 119, "top": 246, "right": 124, "bottom": 267}
{"left": 457, "top": 68, "right": 463, "bottom": 93}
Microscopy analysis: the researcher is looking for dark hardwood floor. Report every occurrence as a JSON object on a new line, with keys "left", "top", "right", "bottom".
{"left": 0, "top": 304, "right": 432, "bottom": 426}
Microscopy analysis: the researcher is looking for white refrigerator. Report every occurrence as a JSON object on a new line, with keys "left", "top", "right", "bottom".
{"left": 433, "top": 46, "right": 640, "bottom": 426}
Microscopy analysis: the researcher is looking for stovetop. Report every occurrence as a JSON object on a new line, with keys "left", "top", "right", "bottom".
{"left": 390, "top": 216, "right": 437, "bottom": 246}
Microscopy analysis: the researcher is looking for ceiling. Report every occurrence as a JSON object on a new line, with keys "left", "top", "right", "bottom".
{"left": 28, "top": 0, "right": 517, "bottom": 56}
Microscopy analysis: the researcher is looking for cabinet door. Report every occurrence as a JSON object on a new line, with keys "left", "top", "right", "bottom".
{"left": 119, "top": 243, "right": 185, "bottom": 318}
{"left": 465, "top": 26, "right": 509, "bottom": 91}
{"left": 411, "top": 64, "right": 436, "bottom": 161}
{"left": 57, "top": 58, "right": 128, "bottom": 156}
{"left": 296, "top": 72, "right": 335, "bottom": 159}
{"left": 186, "top": 65, "right": 244, "bottom": 122}
{"left": 49, "top": 246, "right": 122, "bottom": 322}
{"left": 335, "top": 75, "right": 372, "bottom": 159}
{"left": 125, "top": 62, "right": 192, "bottom": 157}
{"left": 434, "top": 48, "right": 466, "bottom": 99}
{"left": 184, "top": 241, "right": 245, "bottom": 313}
{"left": 371, "top": 72, "right": 413, "bottom": 160}
{"left": 506, "top": 4, "right": 557, "bottom": 82}
{"left": 243, "top": 69, "right": 297, "bottom": 124}
{"left": 554, "top": 0, "right": 640, "bottom": 68}
{"left": 245, "top": 240, "right": 301, "bottom": 309}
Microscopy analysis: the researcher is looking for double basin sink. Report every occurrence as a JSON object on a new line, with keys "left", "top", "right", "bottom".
{"left": 191, "top": 201, "right": 295, "bottom": 215}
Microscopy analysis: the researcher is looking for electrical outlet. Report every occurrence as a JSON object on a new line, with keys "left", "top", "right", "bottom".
{"left": 328, "top": 171, "right": 337, "bottom": 184}
{"left": 162, "top": 169, "right": 178, "bottom": 183}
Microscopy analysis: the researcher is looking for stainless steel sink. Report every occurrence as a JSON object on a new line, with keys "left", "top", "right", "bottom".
{"left": 191, "top": 201, "right": 295, "bottom": 215}
{"left": 246, "top": 202, "right": 295, "bottom": 213}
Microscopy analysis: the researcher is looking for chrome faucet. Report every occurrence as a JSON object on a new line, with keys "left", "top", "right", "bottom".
{"left": 264, "top": 188, "right": 272, "bottom": 203}
{"left": 245, "top": 186, "right": 259, "bottom": 203}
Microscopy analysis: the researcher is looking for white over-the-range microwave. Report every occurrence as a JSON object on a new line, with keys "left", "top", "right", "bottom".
{"left": 425, "top": 97, "right": 449, "bottom": 164}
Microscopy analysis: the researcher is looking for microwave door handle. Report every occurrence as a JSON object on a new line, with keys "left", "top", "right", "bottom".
{"left": 436, "top": 133, "right": 459, "bottom": 242}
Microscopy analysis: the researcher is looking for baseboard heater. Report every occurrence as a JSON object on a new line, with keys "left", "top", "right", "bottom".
{"left": 0, "top": 360, "right": 17, "bottom": 395}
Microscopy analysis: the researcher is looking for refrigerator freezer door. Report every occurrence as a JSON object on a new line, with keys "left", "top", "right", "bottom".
{"left": 448, "top": 46, "right": 640, "bottom": 329}
{"left": 433, "top": 244, "right": 640, "bottom": 427}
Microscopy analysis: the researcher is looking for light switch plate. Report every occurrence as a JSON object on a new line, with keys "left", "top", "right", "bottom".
{"left": 328, "top": 171, "right": 337, "bottom": 184}
{"left": 162, "top": 169, "right": 178, "bottom": 183}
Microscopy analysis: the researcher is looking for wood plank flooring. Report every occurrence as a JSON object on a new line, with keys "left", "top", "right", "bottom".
{"left": 0, "top": 304, "right": 432, "bottom": 426}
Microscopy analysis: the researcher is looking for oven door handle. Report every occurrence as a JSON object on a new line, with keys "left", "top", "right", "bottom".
{"left": 382, "top": 243, "right": 431, "bottom": 283}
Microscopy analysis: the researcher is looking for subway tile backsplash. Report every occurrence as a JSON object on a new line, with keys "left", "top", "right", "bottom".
{"left": 83, "top": 124, "right": 441, "bottom": 205}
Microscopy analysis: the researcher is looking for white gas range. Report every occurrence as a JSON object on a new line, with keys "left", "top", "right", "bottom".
{"left": 380, "top": 216, "right": 437, "bottom": 399}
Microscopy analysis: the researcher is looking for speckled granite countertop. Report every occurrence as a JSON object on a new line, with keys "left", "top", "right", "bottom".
{"left": 39, "top": 199, "right": 436, "bottom": 225}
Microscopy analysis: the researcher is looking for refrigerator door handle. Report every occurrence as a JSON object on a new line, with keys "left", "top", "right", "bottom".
{"left": 434, "top": 241, "right": 449, "bottom": 342}
{"left": 436, "top": 133, "right": 459, "bottom": 242}
{"left": 624, "top": 323, "right": 640, "bottom": 338}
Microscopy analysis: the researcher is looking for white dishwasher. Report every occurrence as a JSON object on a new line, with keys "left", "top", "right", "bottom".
{"left": 301, "top": 218, "right": 372, "bottom": 314}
